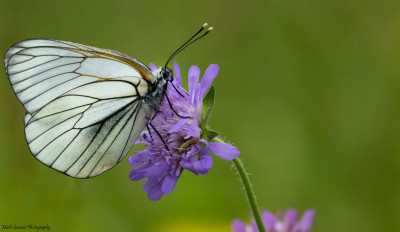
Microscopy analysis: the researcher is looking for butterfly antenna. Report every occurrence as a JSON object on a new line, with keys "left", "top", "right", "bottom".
{"left": 166, "top": 23, "right": 207, "bottom": 63}
{"left": 164, "top": 23, "right": 213, "bottom": 68}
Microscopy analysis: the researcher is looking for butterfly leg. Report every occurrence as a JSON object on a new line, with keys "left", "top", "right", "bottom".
{"left": 148, "top": 111, "right": 171, "bottom": 152}
{"left": 146, "top": 125, "right": 154, "bottom": 141}
{"left": 171, "top": 81, "right": 189, "bottom": 97}
{"left": 164, "top": 91, "right": 190, "bottom": 119}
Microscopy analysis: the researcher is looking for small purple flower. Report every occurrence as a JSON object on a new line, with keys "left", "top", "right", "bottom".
{"left": 231, "top": 209, "right": 315, "bottom": 232}
{"left": 129, "top": 61, "right": 240, "bottom": 201}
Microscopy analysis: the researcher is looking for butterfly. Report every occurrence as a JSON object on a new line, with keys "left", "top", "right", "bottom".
{"left": 3, "top": 23, "right": 212, "bottom": 178}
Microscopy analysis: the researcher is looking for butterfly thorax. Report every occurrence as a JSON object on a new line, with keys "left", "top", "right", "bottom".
{"left": 144, "top": 67, "right": 174, "bottom": 110}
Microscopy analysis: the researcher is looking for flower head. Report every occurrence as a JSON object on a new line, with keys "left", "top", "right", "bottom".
{"left": 232, "top": 209, "right": 315, "bottom": 232}
{"left": 129, "top": 61, "right": 240, "bottom": 201}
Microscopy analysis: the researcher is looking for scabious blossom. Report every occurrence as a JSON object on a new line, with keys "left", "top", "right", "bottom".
{"left": 128, "top": 61, "right": 240, "bottom": 201}
{"left": 231, "top": 209, "right": 315, "bottom": 232}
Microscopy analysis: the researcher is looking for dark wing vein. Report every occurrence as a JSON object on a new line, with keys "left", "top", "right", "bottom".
{"left": 29, "top": 109, "right": 85, "bottom": 144}
{"left": 75, "top": 103, "right": 137, "bottom": 177}
{"left": 87, "top": 102, "right": 142, "bottom": 177}
{"left": 120, "top": 102, "right": 142, "bottom": 161}
{"left": 49, "top": 131, "right": 81, "bottom": 167}
{"left": 63, "top": 123, "right": 104, "bottom": 174}
{"left": 25, "top": 98, "right": 98, "bottom": 126}
{"left": 32, "top": 114, "right": 84, "bottom": 155}
{"left": 9, "top": 57, "right": 62, "bottom": 76}
{"left": 22, "top": 73, "right": 81, "bottom": 104}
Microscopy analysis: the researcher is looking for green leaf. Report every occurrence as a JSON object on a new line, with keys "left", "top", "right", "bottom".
{"left": 200, "top": 86, "right": 218, "bottom": 142}
{"left": 201, "top": 127, "right": 219, "bottom": 142}
{"left": 202, "top": 86, "right": 215, "bottom": 127}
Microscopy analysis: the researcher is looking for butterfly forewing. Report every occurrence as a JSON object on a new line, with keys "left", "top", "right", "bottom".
{"left": 4, "top": 39, "right": 155, "bottom": 178}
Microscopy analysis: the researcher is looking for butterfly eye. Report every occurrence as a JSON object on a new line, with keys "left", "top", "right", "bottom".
{"left": 161, "top": 69, "right": 173, "bottom": 81}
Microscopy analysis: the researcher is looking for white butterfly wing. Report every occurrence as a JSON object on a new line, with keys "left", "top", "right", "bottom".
{"left": 4, "top": 39, "right": 154, "bottom": 114}
{"left": 4, "top": 39, "right": 155, "bottom": 178}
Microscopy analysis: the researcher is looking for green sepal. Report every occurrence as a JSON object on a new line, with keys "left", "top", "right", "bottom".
{"left": 201, "top": 127, "right": 219, "bottom": 142}
{"left": 202, "top": 85, "right": 215, "bottom": 127}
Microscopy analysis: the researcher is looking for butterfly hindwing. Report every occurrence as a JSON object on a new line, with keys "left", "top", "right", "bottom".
{"left": 25, "top": 89, "right": 151, "bottom": 178}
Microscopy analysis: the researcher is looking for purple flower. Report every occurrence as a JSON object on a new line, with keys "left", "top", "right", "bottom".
{"left": 232, "top": 209, "right": 315, "bottom": 232}
{"left": 129, "top": 61, "right": 240, "bottom": 201}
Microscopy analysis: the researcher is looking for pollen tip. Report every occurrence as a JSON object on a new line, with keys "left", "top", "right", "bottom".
{"left": 202, "top": 23, "right": 208, "bottom": 28}
{"left": 208, "top": 27, "right": 214, "bottom": 31}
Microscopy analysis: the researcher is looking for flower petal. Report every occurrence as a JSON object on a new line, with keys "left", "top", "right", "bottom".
{"left": 231, "top": 219, "right": 247, "bottom": 232}
{"left": 128, "top": 151, "right": 149, "bottom": 167}
{"left": 180, "top": 163, "right": 197, "bottom": 175}
{"left": 148, "top": 183, "right": 164, "bottom": 201}
{"left": 207, "top": 142, "right": 240, "bottom": 160}
{"left": 188, "top": 143, "right": 201, "bottom": 155}
{"left": 143, "top": 176, "right": 161, "bottom": 192}
{"left": 188, "top": 65, "right": 200, "bottom": 100}
{"left": 129, "top": 162, "right": 151, "bottom": 181}
{"left": 161, "top": 174, "right": 179, "bottom": 195}
{"left": 199, "top": 148, "right": 213, "bottom": 172}
{"left": 184, "top": 149, "right": 213, "bottom": 175}
{"left": 251, "top": 221, "right": 258, "bottom": 232}
{"left": 200, "top": 64, "right": 219, "bottom": 99}
{"left": 144, "top": 161, "right": 170, "bottom": 177}
{"left": 173, "top": 61, "right": 182, "bottom": 86}
{"left": 262, "top": 210, "right": 277, "bottom": 230}
{"left": 180, "top": 155, "right": 200, "bottom": 175}
{"left": 282, "top": 209, "right": 298, "bottom": 231}
{"left": 194, "top": 102, "right": 203, "bottom": 123}
{"left": 298, "top": 210, "right": 315, "bottom": 232}
{"left": 150, "top": 63, "right": 158, "bottom": 72}
{"left": 168, "top": 118, "right": 189, "bottom": 133}
{"left": 129, "top": 169, "right": 145, "bottom": 181}
{"left": 185, "top": 121, "right": 202, "bottom": 138}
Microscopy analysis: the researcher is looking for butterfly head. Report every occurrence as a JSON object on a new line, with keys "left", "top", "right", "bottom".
{"left": 160, "top": 67, "right": 174, "bottom": 83}
{"left": 146, "top": 67, "right": 173, "bottom": 107}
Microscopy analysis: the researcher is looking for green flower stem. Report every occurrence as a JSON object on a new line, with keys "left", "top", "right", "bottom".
{"left": 212, "top": 137, "right": 266, "bottom": 232}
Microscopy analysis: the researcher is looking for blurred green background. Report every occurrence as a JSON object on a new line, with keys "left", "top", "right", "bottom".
{"left": 1, "top": 0, "right": 400, "bottom": 231}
